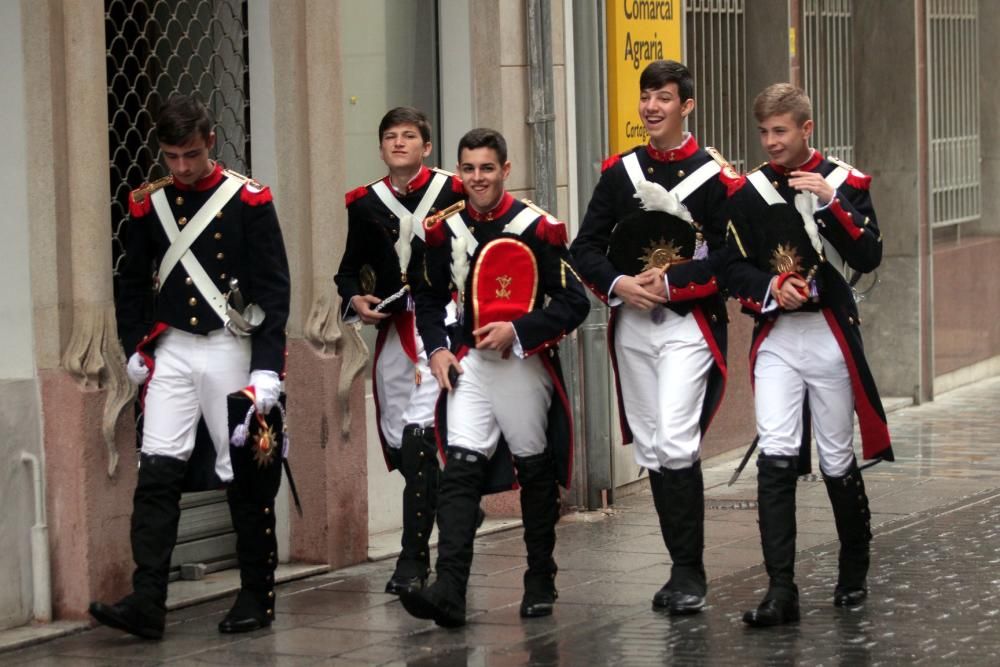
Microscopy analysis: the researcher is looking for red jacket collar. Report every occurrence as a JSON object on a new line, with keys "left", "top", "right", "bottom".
{"left": 467, "top": 192, "right": 514, "bottom": 222}
{"left": 770, "top": 150, "right": 823, "bottom": 175}
{"left": 383, "top": 165, "right": 431, "bottom": 195}
{"left": 645, "top": 134, "right": 699, "bottom": 163}
{"left": 174, "top": 162, "right": 224, "bottom": 191}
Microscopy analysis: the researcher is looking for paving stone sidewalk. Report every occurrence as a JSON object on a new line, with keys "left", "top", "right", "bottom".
{"left": 6, "top": 376, "right": 1000, "bottom": 666}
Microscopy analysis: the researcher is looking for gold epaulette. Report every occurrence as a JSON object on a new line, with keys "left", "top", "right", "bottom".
{"left": 222, "top": 168, "right": 265, "bottom": 190}
{"left": 131, "top": 175, "right": 173, "bottom": 204}
{"left": 520, "top": 199, "right": 555, "bottom": 219}
{"left": 748, "top": 161, "right": 768, "bottom": 174}
{"left": 705, "top": 146, "right": 741, "bottom": 180}
{"left": 827, "top": 155, "right": 856, "bottom": 172}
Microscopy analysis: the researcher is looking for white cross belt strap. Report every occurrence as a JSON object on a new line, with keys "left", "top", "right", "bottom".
{"left": 153, "top": 177, "right": 243, "bottom": 287}
{"left": 622, "top": 152, "right": 721, "bottom": 202}
{"left": 444, "top": 211, "right": 478, "bottom": 256}
{"left": 746, "top": 170, "right": 786, "bottom": 206}
{"left": 151, "top": 178, "right": 243, "bottom": 324}
{"left": 502, "top": 208, "right": 541, "bottom": 236}
{"left": 370, "top": 171, "right": 449, "bottom": 242}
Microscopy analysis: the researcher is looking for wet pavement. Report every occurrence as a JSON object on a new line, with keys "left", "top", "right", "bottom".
{"left": 6, "top": 376, "right": 1000, "bottom": 665}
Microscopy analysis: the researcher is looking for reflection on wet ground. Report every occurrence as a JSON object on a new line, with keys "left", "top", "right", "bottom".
{"left": 7, "top": 377, "right": 1000, "bottom": 665}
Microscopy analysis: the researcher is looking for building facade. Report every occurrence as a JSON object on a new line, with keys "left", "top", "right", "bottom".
{"left": 0, "top": 0, "right": 996, "bottom": 630}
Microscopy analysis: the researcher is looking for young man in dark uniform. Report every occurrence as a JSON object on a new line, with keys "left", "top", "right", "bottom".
{"left": 570, "top": 60, "right": 741, "bottom": 616}
{"left": 399, "top": 128, "right": 589, "bottom": 628}
{"left": 723, "top": 83, "right": 893, "bottom": 627}
{"left": 90, "top": 95, "right": 291, "bottom": 638}
{"left": 334, "top": 107, "right": 464, "bottom": 596}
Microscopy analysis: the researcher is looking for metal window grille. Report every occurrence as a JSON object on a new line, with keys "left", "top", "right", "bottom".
{"left": 802, "top": 0, "right": 854, "bottom": 165}
{"left": 927, "top": 0, "right": 981, "bottom": 232}
{"left": 106, "top": 0, "right": 251, "bottom": 280}
{"left": 685, "top": 0, "right": 748, "bottom": 171}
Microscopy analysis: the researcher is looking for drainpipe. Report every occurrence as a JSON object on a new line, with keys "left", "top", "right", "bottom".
{"left": 21, "top": 451, "right": 51, "bottom": 622}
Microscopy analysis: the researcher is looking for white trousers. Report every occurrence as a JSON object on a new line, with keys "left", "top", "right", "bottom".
{"left": 447, "top": 349, "right": 553, "bottom": 459}
{"left": 375, "top": 321, "right": 439, "bottom": 448}
{"left": 755, "top": 311, "right": 855, "bottom": 476}
{"left": 142, "top": 328, "right": 251, "bottom": 482}
{"left": 614, "top": 307, "right": 714, "bottom": 471}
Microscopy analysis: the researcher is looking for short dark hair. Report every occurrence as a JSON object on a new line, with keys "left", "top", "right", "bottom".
{"left": 639, "top": 60, "right": 695, "bottom": 102}
{"left": 155, "top": 95, "right": 213, "bottom": 146}
{"left": 378, "top": 106, "right": 432, "bottom": 143}
{"left": 457, "top": 128, "right": 507, "bottom": 164}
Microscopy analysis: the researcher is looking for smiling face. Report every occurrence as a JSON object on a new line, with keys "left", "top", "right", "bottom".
{"left": 638, "top": 82, "right": 694, "bottom": 150}
{"left": 379, "top": 122, "right": 432, "bottom": 173}
{"left": 160, "top": 132, "right": 216, "bottom": 185}
{"left": 757, "top": 112, "right": 814, "bottom": 169}
{"left": 457, "top": 146, "right": 510, "bottom": 213}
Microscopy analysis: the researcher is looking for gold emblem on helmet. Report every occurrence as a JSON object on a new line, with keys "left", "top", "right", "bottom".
{"left": 252, "top": 423, "right": 279, "bottom": 467}
{"left": 639, "top": 238, "right": 682, "bottom": 272}
{"left": 771, "top": 244, "right": 803, "bottom": 274}
{"left": 495, "top": 275, "right": 513, "bottom": 299}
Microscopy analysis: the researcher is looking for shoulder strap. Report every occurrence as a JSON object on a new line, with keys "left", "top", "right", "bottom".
{"left": 502, "top": 207, "right": 541, "bottom": 236}
{"left": 671, "top": 160, "right": 721, "bottom": 202}
{"left": 444, "top": 211, "right": 478, "bottom": 256}
{"left": 370, "top": 172, "right": 449, "bottom": 241}
{"left": 746, "top": 170, "right": 786, "bottom": 206}
{"left": 153, "top": 177, "right": 243, "bottom": 289}
{"left": 621, "top": 152, "right": 646, "bottom": 190}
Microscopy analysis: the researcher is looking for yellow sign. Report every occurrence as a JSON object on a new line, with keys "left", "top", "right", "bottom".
{"left": 606, "top": 0, "right": 683, "bottom": 155}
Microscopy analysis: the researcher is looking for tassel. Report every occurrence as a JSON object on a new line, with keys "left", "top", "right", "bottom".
{"left": 231, "top": 423, "right": 249, "bottom": 448}
{"left": 396, "top": 214, "right": 414, "bottom": 276}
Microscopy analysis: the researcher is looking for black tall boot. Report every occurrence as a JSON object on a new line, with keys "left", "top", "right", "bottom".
{"left": 648, "top": 461, "right": 707, "bottom": 615}
{"left": 743, "top": 454, "right": 801, "bottom": 627}
{"left": 399, "top": 447, "right": 487, "bottom": 628}
{"left": 89, "top": 453, "right": 187, "bottom": 640}
{"left": 515, "top": 451, "right": 560, "bottom": 618}
{"left": 219, "top": 439, "right": 283, "bottom": 634}
{"left": 386, "top": 424, "right": 440, "bottom": 595}
{"left": 823, "top": 457, "right": 872, "bottom": 607}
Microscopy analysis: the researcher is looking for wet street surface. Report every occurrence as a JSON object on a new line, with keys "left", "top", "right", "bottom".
{"left": 6, "top": 377, "right": 1000, "bottom": 665}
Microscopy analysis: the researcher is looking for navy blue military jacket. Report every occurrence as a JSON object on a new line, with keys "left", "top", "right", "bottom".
{"left": 116, "top": 163, "right": 290, "bottom": 374}
{"left": 335, "top": 165, "right": 464, "bottom": 319}
{"left": 415, "top": 193, "right": 589, "bottom": 357}
{"left": 723, "top": 151, "right": 892, "bottom": 461}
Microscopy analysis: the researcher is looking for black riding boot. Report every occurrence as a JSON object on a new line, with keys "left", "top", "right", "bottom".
{"left": 386, "top": 425, "right": 440, "bottom": 595}
{"left": 649, "top": 461, "right": 707, "bottom": 615}
{"left": 219, "top": 438, "right": 283, "bottom": 633}
{"left": 823, "top": 457, "right": 872, "bottom": 607}
{"left": 399, "top": 447, "right": 487, "bottom": 628}
{"left": 515, "top": 451, "right": 560, "bottom": 618}
{"left": 743, "top": 454, "right": 801, "bottom": 627}
{"left": 88, "top": 453, "right": 187, "bottom": 639}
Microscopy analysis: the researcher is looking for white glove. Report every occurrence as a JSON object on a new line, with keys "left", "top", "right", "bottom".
{"left": 249, "top": 369, "right": 281, "bottom": 414}
{"left": 126, "top": 353, "right": 150, "bottom": 385}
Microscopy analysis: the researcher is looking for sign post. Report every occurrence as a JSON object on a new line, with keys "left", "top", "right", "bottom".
{"left": 606, "top": 1, "right": 684, "bottom": 154}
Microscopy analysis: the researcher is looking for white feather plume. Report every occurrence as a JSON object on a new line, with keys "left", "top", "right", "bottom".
{"left": 451, "top": 236, "right": 469, "bottom": 300}
{"left": 633, "top": 180, "right": 694, "bottom": 223}
{"left": 396, "top": 214, "right": 415, "bottom": 278}
{"left": 793, "top": 192, "right": 824, "bottom": 256}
